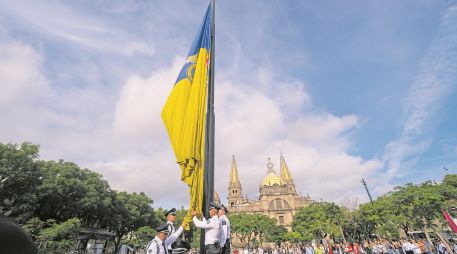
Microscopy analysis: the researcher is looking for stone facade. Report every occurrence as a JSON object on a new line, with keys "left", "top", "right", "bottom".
{"left": 226, "top": 155, "right": 312, "bottom": 230}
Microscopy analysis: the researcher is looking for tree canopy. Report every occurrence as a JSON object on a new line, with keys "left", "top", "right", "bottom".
{"left": 293, "top": 202, "right": 346, "bottom": 241}
{"left": 0, "top": 142, "right": 41, "bottom": 223}
{"left": 230, "top": 213, "right": 286, "bottom": 247}
{"left": 0, "top": 142, "right": 161, "bottom": 253}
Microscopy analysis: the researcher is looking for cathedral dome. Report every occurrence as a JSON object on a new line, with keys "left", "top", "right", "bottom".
{"left": 261, "top": 172, "right": 284, "bottom": 186}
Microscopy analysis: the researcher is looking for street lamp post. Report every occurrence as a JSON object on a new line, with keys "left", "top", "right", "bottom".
{"left": 361, "top": 179, "right": 373, "bottom": 204}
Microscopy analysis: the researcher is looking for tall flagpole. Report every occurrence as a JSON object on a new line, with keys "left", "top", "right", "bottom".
{"left": 201, "top": 0, "right": 215, "bottom": 253}
{"left": 208, "top": 0, "right": 215, "bottom": 209}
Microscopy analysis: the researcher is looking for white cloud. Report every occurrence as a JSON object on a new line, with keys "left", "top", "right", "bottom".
{"left": 288, "top": 114, "right": 358, "bottom": 152}
{"left": 94, "top": 54, "right": 384, "bottom": 206}
{"left": 0, "top": 1, "right": 153, "bottom": 55}
{"left": 210, "top": 74, "right": 375, "bottom": 201}
{"left": 273, "top": 79, "right": 313, "bottom": 112}
{"left": 383, "top": 4, "right": 457, "bottom": 179}
{"left": 0, "top": 39, "right": 116, "bottom": 162}
{"left": 113, "top": 58, "right": 182, "bottom": 140}
{"left": 0, "top": 37, "right": 384, "bottom": 206}
{"left": 0, "top": 41, "right": 50, "bottom": 106}
{"left": 86, "top": 154, "right": 188, "bottom": 207}
{"left": 0, "top": 41, "right": 58, "bottom": 145}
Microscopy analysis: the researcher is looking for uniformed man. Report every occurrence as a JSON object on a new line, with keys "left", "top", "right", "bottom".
{"left": 164, "top": 208, "right": 185, "bottom": 253}
{"left": 147, "top": 221, "right": 188, "bottom": 254}
{"left": 218, "top": 204, "right": 231, "bottom": 254}
{"left": 146, "top": 223, "right": 170, "bottom": 254}
{"left": 191, "top": 202, "right": 221, "bottom": 254}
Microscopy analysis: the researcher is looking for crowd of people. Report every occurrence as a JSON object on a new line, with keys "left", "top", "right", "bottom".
{"left": 228, "top": 239, "right": 457, "bottom": 254}
{"left": 147, "top": 205, "right": 456, "bottom": 254}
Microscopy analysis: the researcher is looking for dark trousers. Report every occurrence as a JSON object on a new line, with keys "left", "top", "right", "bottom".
{"left": 221, "top": 239, "right": 231, "bottom": 254}
{"left": 205, "top": 244, "right": 221, "bottom": 254}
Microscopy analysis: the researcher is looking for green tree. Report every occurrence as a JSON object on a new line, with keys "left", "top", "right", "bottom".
{"left": 442, "top": 174, "right": 457, "bottom": 207}
{"left": 35, "top": 160, "right": 113, "bottom": 227}
{"left": 350, "top": 179, "right": 452, "bottom": 247}
{"left": 0, "top": 142, "right": 163, "bottom": 253}
{"left": 283, "top": 231, "right": 304, "bottom": 243}
{"left": 37, "top": 218, "right": 81, "bottom": 253}
{"left": 130, "top": 226, "right": 156, "bottom": 250}
{"left": 0, "top": 142, "right": 41, "bottom": 223}
{"left": 253, "top": 214, "right": 285, "bottom": 246}
{"left": 390, "top": 181, "right": 445, "bottom": 245}
{"left": 230, "top": 213, "right": 254, "bottom": 244}
{"left": 108, "top": 191, "right": 159, "bottom": 252}
{"left": 230, "top": 213, "right": 284, "bottom": 247}
{"left": 354, "top": 195, "right": 404, "bottom": 240}
{"left": 154, "top": 207, "right": 167, "bottom": 224}
{"left": 293, "top": 202, "right": 345, "bottom": 241}
{"left": 443, "top": 174, "right": 457, "bottom": 187}
{"left": 23, "top": 217, "right": 45, "bottom": 241}
{"left": 190, "top": 226, "right": 201, "bottom": 249}
{"left": 265, "top": 223, "right": 288, "bottom": 243}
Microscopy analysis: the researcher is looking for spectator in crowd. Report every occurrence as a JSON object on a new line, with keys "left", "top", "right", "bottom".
{"left": 437, "top": 241, "right": 448, "bottom": 254}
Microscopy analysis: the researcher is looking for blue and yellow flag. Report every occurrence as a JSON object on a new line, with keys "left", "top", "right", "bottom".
{"left": 161, "top": 3, "right": 212, "bottom": 229}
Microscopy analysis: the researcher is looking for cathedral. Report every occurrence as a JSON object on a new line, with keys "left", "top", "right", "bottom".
{"left": 226, "top": 154, "right": 312, "bottom": 230}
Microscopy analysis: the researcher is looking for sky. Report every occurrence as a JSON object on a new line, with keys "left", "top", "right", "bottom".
{"left": 1, "top": 0, "right": 456, "bottom": 209}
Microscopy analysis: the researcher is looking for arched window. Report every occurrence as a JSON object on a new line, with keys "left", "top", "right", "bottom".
{"left": 278, "top": 215, "right": 285, "bottom": 225}
{"left": 275, "top": 198, "right": 283, "bottom": 209}
{"left": 268, "top": 198, "right": 290, "bottom": 210}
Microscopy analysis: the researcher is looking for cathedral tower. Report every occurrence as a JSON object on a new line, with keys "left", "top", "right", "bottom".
{"left": 225, "top": 154, "right": 312, "bottom": 234}
{"left": 228, "top": 155, "right": 244, "bottom": 208}
{"left": 280, "top": 153, "right": 297, "bottom": 194}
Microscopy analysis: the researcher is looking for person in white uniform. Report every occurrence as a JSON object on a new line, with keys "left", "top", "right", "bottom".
{"left": 218, "top": 204, "right": 231, "bottom": 254}
{"left": 191, "top": 202, "right": 222, "bottom": 254}
{"left": 146, "top": 223, "right": 170, "bottom": 254}
{"left": 147, "top": 221, "right": 188, "bottom": 254}
{"left": 165, "top": 208, "right": 185, "bottom": 253}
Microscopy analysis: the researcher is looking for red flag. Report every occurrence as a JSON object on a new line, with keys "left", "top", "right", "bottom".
{"left": 353, "top": 243, "right": 360, "bottom": 254}
{"left": 442, "top": 209, "right": 457, "bottom": 233}
{"left": 328, "top": 244, "right": 333, "bottom": 254}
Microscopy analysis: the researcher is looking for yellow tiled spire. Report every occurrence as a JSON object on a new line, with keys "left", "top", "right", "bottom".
{"left": 230, "top": 155, "right": 240, "bottom": 183}
{"left": 280, "top": 153, "right": 293, "bottom": 182}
